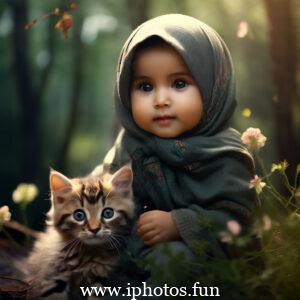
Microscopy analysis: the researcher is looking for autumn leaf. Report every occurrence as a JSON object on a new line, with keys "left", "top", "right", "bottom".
{"left": 55, "top": 12, "right": 73, "bottom": 39}
{"left": 24, "top": 2, "right": 77, "bottom": 40}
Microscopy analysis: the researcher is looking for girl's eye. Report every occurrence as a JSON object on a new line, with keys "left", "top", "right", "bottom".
{"left": 73, "top": 209, "right": 86, "bottom": 222}
{"left": 102, "top": 208, "right": 114, "bottom": 219}
{"left": 138, "top": 82, "right": 153, "bottom": 92}
{"left": 174, "top": 79, "right": 188, "bottom": 89}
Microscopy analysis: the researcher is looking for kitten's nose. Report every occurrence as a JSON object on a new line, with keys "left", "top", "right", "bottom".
{"left": 88, "top": 219, "right": 101, "bottom": 234}
{"left": 89, "top": 227, "right": 100, "bottom": 234}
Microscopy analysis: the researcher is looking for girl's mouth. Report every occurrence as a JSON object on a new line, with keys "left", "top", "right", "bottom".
{"left": 153, "top": 116, "right": 176, "bottom": 126}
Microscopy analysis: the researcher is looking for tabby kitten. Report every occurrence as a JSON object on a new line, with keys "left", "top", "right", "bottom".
{"left": 25, "top": 165, "right": 135, "bottom": 298}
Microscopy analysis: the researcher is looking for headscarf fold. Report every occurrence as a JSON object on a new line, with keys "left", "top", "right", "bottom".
{"left": 99, "top": 14, "right": 255, "bottom": 248}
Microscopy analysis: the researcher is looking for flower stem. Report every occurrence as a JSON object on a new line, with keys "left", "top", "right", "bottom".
{"left": 254, "top": 151, "right": 285, "bottom": 201}
{"left": 20, "top": 203, "right": 30, "bottom": 246}
{"left": 282, "top": 172, "right": 295, "bottom": 195}
{"left": 20, "top": 203, "right": 28, "bottom": 227}
{"left": 286, "top": 195, "right": 298, "bottom": 210}
{"left": 257, "top": 195, "right": 262, "bottom": 207}
{"left": 294, "top": 166, "right": 300, "bottom": 189}
{"left": 265, "top": 186, "right": 289, "bottom": 210}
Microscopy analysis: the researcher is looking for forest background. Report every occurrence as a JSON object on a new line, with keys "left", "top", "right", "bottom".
{"left": 0, "top": 0, "right": 299, "bottom": 231}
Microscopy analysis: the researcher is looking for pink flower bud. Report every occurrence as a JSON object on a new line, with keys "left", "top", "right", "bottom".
{"left": 241, "top": 127, "right": 267, "bottom": 151}
{"left": 227, "top": 220, "right": 241, "bottom": 236}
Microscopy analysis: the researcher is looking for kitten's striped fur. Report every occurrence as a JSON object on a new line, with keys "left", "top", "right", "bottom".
{"left": 25, "top": 165, "right": 134, "bottom": 298}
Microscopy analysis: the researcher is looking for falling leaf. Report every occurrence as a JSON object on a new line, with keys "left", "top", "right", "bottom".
{"left": 242, "top": 108, "right": 252, "bottom": 118}
{"left": 237, "top": 21, "right": 249, "bottom": 38}
{"left": 24, "top": 2, "right": 77, "bottom": 40}
{"left": 55, "top": 12, "right": 73, "bottom": 39}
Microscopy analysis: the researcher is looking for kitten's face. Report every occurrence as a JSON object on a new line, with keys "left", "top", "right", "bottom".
{"left": 48, "top": 165, "right": 134, "bottom": 247}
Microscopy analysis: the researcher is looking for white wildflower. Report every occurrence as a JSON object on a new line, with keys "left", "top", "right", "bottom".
{"left": 12, "top": 183, "right": 39, "bottom": 204}
{"left": 0, "top": 205, "right": 11, "bottom": 224}
{"left": 249, "top": 175, "right": 266, "bottom": 194}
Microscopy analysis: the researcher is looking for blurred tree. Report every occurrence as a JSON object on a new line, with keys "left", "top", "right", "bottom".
{"left": 126, "top": 0, "right": 150, "bottom": 29}
{"left": 56, "top": 3, "right": 85, "bottom": 173}
{"left": 110, "top": 0, "right": 151, "bottom": 140}
{"left": 7, "top": 0, "right": 56, "bottom": 182}
{"left": 263, "top": 0, "right": 299, "bottom": 173}
{"left": 7, "top": 0, "right": 87, "bottom": 176}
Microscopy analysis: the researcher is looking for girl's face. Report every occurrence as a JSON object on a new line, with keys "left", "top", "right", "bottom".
{"left": 130, "top": 44, "right": 203, "bottom": 138}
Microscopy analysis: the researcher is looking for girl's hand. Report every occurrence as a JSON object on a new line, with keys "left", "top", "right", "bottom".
{"left": 137, "top": 210, "right": 180, "bottom": 246}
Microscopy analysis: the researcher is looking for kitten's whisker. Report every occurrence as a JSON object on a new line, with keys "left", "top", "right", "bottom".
{"left": 64, "top": 238, "right": 79, "bottom": 259}
{"left": 105, "top": 236, "right": 117, "bottom": 253}
{"left": 107, "top": 236, "right": 121, "bottom": 256}
{"left": 111, "top": 233, "right": 129, "bottom": 246}
{"left": 110, "top": 235, "right": 123, "bottom": 249}
{"left": 111, "top": 233, "right": 128, "bottom": 240}
{"left": 69, "top": 239, "right": 80, "bottom": 258}
{"left": 63, "top": 238, "right": 76, "bottom": 248}
{"left": 112, "top": 235, "right": 127, "bottom": 252}
{"left": 62, "top": 238, "right": 77, "bottom": 251}
{"left": 105, "top": 236, "right": 114, "bottom": 249}
{"left": 70, "top": 239, "right": 80, "bottom": 256}
{"left": 65, "top": 238, "right": 77, "bottom": 251}
{"left": 78, "top": 239, "right": 83, "bottom": 254}
{"left": 64, "top": 243, "right": 75, "bottom": 259}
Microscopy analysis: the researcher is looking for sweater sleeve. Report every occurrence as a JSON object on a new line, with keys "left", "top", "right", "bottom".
{"left": 171, "top": 207, "right": 231, "bottom": 256}
{"left": 171, "top": 154, "right": 256, "bottom": 249}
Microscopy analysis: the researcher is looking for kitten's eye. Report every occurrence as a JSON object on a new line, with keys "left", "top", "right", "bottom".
{"left": 73, "top": 209, "right": 86, "bottom": 222}
{"left": 174, "top": 79, "right": 188, "bottom": 89}
{"left": 102, "top": 208, "right": 114, "bottom": 219}
{"left": 138, "top": 82, "right": 153, "bottom": 92}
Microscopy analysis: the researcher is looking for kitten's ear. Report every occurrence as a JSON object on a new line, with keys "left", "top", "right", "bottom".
{"left": 109, "top": 164, "right": 133, "bottom": 190}
{"left": 50, "top": 169, "right": 73, "bottom": 194}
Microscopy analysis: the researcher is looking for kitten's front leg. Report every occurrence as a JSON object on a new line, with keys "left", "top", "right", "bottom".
{"left": 27, "top": 272, "right": 68, "bottom": 299}
{"left": 66, "top": 274, "right": 88, "bottom": 300}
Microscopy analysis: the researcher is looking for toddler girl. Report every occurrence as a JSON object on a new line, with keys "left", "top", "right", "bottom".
{"left": 93, "top": 13, "right": 255, "bottom": 279}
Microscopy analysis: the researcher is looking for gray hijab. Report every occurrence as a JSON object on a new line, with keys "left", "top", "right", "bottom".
{"left": 115, "top": 13, "right": 236, "bottom": 140}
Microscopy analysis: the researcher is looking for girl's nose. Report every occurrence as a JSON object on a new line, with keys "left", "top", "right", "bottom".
{"left": 154, "top": 88, "right": 170, "bottom": 108}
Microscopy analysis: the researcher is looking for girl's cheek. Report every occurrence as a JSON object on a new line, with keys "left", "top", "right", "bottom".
{"left": 132, "top": 111, "right": 149, "bottom": 129}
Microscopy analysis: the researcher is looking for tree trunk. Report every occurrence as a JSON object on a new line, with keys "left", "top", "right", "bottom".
{"left": 110, "top": 0, "right": 151, "bottom": 141}
{"left": 263, "top": 0, "right": 299, "bottom": 174}
{"left": 126, "top": 0, "right": 150, "bottom": 29}
{"left": 8, "top": 0, "right": 56, "bottom": 181}
{"left": 56, "top": 12, "right": 85, "bottom": 172}
{"left": 8, "top": 0, "right": 39, "bottom": 182}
